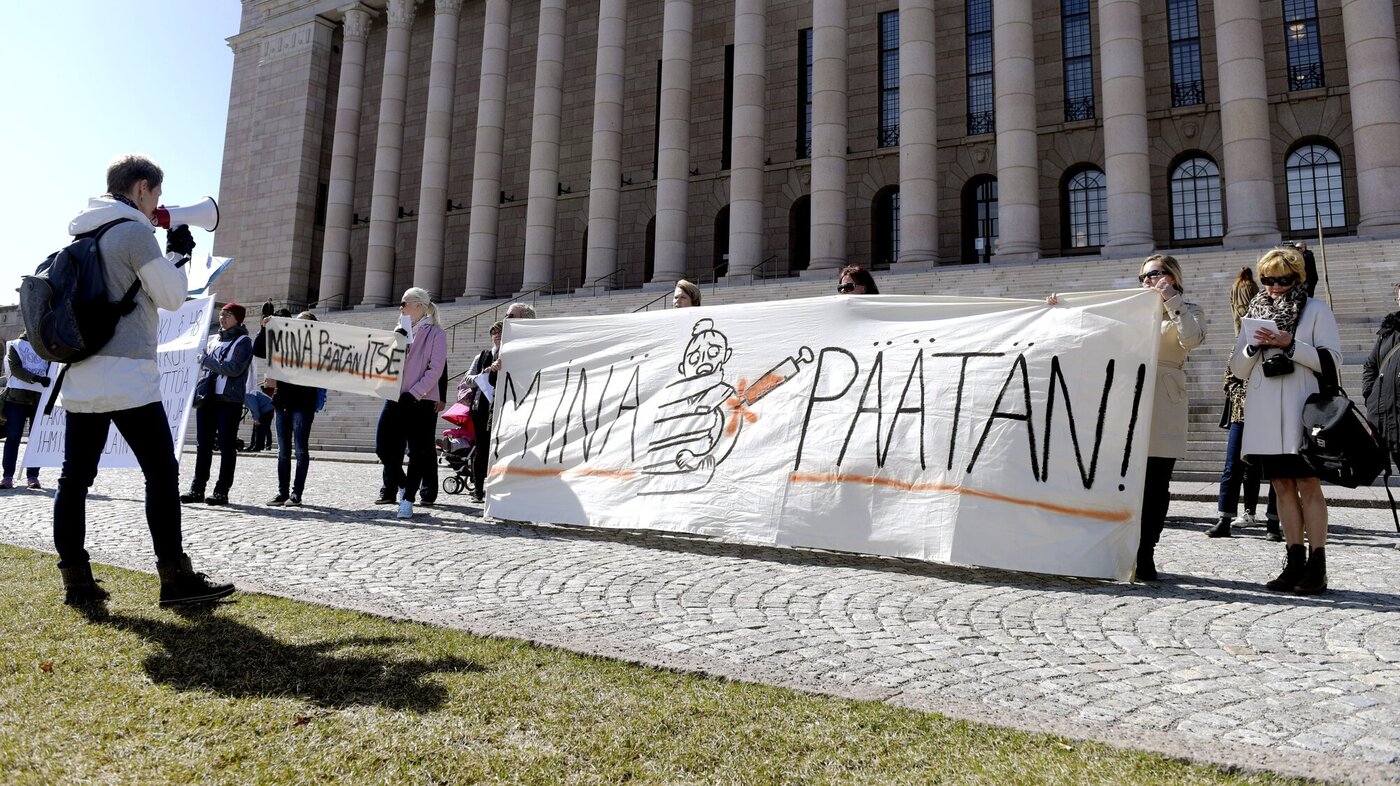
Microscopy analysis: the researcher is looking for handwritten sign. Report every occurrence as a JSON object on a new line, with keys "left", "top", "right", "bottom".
{"left": 23, "top": 296, "right": 215, "bottom": 468}
{"left": 262, "top": 317, "right": 406, "bottom": 400}
{"left": 486, "top": 291, "right": 1163, "bottom": 581}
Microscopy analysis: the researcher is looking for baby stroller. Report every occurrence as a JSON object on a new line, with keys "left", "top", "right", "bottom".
{"left": 437, "top": 401, "right": 476, "bottom": 495}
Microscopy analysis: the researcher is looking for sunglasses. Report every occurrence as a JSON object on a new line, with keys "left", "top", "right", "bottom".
{"left": 1260, "top": 275, "right": 1298, "bottom": 287}
{"left": 1137, "top": 270, "right": 1168, "bottom": 283}
{"left": 399, "top": 302, "right": 410, "bottom": 308}
{"left": 837, "top": 283, "right": 857, "bottom": 293}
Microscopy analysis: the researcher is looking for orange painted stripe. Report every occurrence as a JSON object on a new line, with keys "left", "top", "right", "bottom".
{"left": 270, "top": 355, "right": 399, "bottom": 382}
{"left": 788, "top": 472, "right": 1133, "bottom": 523}
{"left": 492, "top": 465, "right": 639, "bottom": 480}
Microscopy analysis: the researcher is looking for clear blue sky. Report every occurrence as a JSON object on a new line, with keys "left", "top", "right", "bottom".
{"left": 0, "top": 1, "right": 243, "bottom": 306}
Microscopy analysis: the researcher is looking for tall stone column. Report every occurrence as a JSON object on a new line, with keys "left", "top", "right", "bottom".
{"left": 412, "top": 0, "right": 464, "bottom": 299}
{"left": 726, "top": 0, "right": 767, "bottom": 279}
{"left": 652, "top": 0, "right": 694, "bottom": 284}
{"left": 1214, "top": 0, "right": 1279, "bottom": 246}
{"left": 463, "top": 0, "right": 513, "bottom": 299}
{"left": 584, "top": 0, "right": 628, "bottom": 289}
{"left": 809, "top": 0, "right": 848, "bottom": 271}
{"left": 895, "top": 0, "right": 938, "bottom": 266}
{"left": 991, "top": 0, "right": 1039, "bottom": 260}
{"left": 521, "top": 0, "right": 568, "bottom": 292}
{"left": 1100, "top": 0, "right": 1153, "bottom": 255}
{"left": 318, "top": 4, "right": 374, "bottom": 311}
{"left": 1341, "top": 0, "right": 1400, "bottom": 233}
{"left": 361, "top": 0, "right": 418, "bottom": 307}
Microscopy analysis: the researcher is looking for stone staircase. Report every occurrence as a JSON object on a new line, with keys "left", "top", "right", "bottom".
{"left": 292, "top": 237, "right": 1400, "bottom": 482}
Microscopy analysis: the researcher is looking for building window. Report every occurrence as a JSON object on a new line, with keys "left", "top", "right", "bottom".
{"left": 1287, "top": 142, "right": 1345, "bottom": 230}
{"left": 872, "top": 187, "right": 900, "bottom": 267}
{"left": 652, "top": 60, "right": 662, "bottom": 179}
{"left": 722, "top": 45, "right": 734, "bottom": 170}
{"left": 966, "top": 0, "right": 994, "bottom": 135}
{"left": 1284, "top": 0, "right": 1325, "bottom": 91}
{"left": 1168, "top": 0, "right": 1204, "bottom": 106}
{"left": 878, "top": 12, "right": 900, "bottom": 148}
{"left": 962, "top": 176, "right": 998, "bottom": 264}
{"left": 1170, "top": 155, "right": 1222, "bottom": 240}
{"left": 797, "top": 29, "right": 813, "bottom": 159}
{"left": 1064, "top": 167, "right": 1106, "bottom": 248}
{"left": 714, "top": 206, "right": 730, "bottom": 278}
{"left": 789, "top": 196, "right": 811, "bottom": 272}
{"left": 1062, "top": 0, "right": 1094, "bottom": 121}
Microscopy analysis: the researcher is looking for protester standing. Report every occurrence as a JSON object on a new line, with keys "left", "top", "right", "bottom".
{"left": 253, "top": 311, "right": 323, "bottom": 506}
{"left": 244, "top": 381, "right": 274, "bottom": 452}
{"left": 54, "top": 153, "right": 233, "bottom": 606}
{"left": 182, "top": 303, "right": 253, "bottom": 506}
{"left": 374, "top": 288, "right": 446, "bottom": 519}
{"left": 837, "top": 265, "right": 879, "bottom": 294}
{"left": 1, "top": 334, "right": 50, "bottom": 490}
{"left": 673, "top": 280, "right": 701, "bottom": 308}
{"left": 1231, "top": 246, "right": 1341, "bottom": 594}
{"left": 1362, "top": 282, "right": 1400, "bottom": 473}
{"left": 464, "top": 321, "right": 502, "bottom": 502}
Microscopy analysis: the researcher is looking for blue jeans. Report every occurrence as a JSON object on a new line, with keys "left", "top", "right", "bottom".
{"left": 53, "top": 401, "right": 182, "bottom": 568}
{"left": 1216, "top": 422, "right": 1261, "bottom": 516}
{"left": 276, "top": 407, "right": 315, "bottom": 497}
{"left": 191, "top": 399, "right": 242, "bottom": 496}
{"left": 2, "top": 400, "right": 40, "bottom": 482}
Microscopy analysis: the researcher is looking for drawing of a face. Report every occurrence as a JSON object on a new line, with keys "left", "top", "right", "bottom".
{"left": 679, "top": 327, "right": 731, "bottom": 379}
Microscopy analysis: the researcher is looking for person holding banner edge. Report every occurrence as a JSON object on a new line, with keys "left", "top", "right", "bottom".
{"left": 374, "top": 288, "right": 447, "bottom": 519}
{"left": 54, "top": 153, "right": 234, "bottom": 607}
{"left": 2, "top": 333, "right": 50, "bottom": 490}
{"left": 1230, "top": 246, "right": 1341, "bottom": 594}
{"left": 1050, "top": 254, "right": 1205, "bottom": 581}
{"left": 182, "top": 303, "right": 254, "bottom": 506}
{"left": 253, "top": 311, "right": 324, "bottom": 506}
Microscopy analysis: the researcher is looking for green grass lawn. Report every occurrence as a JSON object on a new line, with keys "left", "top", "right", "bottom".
{"left": 0, "top": 544, "right": 1307, "bottom": 785}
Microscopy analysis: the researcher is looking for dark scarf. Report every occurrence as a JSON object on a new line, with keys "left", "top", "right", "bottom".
{"left": 1244, "top": 284, "right": 1308, "bottom": 337}
{"left": 107, "top": 193, "right": 141, "bottom": 212}
{"left": 1381, "top": 311, "right": 1400, "bottom": 338}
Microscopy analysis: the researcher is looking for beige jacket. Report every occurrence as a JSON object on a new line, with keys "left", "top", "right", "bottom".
{"left": 1148, "top": 293, "right": 1207, "bottom": 459}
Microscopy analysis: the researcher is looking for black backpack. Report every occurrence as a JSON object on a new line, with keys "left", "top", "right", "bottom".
{"left": 20, "top": 218, "right": 142, "bottom": 364}
{"left": 1300, "top": 350, "right": 1398, "bottom": 528}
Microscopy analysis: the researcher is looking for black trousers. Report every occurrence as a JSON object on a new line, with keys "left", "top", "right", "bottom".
{"left": 470, "top": 405, "right": 491, "bottom": 496}
{"left": 54, "top": 402, "right": 182, "bottom": 567}
{"left": 191, "top": 400, "right": 242, "bottom": 496}
{"left": 1139, "top": 456, "right": 1176, "bottom": 556}
{"left": 376, "top": 397, "right": 437, "bottom": 503}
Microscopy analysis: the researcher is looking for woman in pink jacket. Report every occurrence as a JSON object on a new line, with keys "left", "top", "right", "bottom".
{"left": 374, "top": 287, "right": 447, "bottom": 519}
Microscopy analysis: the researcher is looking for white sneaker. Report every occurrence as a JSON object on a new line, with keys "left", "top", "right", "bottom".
{"left": 397, "top": 499, "right": 413, "bottom": 519}
{"left": 1232, "top": 512, "right": 1258, "bottom": 527}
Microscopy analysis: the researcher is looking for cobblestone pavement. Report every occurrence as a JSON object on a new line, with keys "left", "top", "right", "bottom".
{"left": 3, "top": 454, "right": 1399, "bottom": 784}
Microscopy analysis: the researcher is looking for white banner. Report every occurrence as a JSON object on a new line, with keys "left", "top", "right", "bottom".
{"left": 487, "top": 291, "right": 1163, "bottom": 580}
{"left": 23, "top": 296, "right": 216, "bottom": 468}
{"left": 261, "top": 317, "right": 406, "bottom": 400}
{"left": 185, "top": 253, "right": 233, "bottom": 296}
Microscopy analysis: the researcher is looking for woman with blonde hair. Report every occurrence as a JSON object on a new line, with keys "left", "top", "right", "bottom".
{"left": 1230, "top": 246, "right": 1341, "bottom": 594}
{"left": 374, "top": 287, "right": 447, "bottom": 519}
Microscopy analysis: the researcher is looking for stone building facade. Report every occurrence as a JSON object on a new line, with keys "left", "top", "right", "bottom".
{"left": 214, "top": 0, "right": 1400, "bottom": 308}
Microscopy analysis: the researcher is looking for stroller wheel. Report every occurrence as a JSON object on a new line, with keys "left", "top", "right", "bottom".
{"left": 443, "top": 475, "right": 465, "bottom": 495}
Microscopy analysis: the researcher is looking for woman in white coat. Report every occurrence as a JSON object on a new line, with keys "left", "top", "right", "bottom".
{"left": 1229, "top": 246, "right": 1340, "bottom": 595}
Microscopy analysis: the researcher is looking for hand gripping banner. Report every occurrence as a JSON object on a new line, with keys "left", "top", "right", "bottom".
{"left": 487, "top": 291, "right": 1162, "bottom": 580}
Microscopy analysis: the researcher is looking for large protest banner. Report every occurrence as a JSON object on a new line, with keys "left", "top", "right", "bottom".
{"left": 260, "top": 317, "right": 406, "bottom": 400}
{"left": 23, "top": 296, "right": 216, "bottom": 469}
{"left": 487, "top": 291, "right": 1163, "bottom": 581}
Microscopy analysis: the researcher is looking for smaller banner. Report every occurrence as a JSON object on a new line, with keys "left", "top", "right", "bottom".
{"left": 261, "top": 317, "right": 406, "bottom": 400}
{"left": 185, "top": 253, "right": 233, "bottom": 296}
{"left": 23, "top": 296, "right": 215, "bottom": 468}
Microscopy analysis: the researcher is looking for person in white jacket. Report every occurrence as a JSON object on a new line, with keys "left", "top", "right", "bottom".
{"left": 1229, "top": 246, "right": 1341, "bottom": 595}
{"left": 53, "top": 154, "right": 235, "bottom": 607}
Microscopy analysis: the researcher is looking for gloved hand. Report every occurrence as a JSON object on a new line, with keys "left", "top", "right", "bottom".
{"left": 166, "top": 225, "right": 196, "bottom": 256}
{"left": 35, "top": 376, "right": 51, "bottom": 388}
{"left": 399, "top": 392, "right": 417, "bottom": 406}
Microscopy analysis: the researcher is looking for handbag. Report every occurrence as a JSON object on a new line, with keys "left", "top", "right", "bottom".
{"left": 191, "top": 374, "right": 215, "bottom": 409}
{"left": 1299, "top": 350, "right": 1398, "bottom": 529}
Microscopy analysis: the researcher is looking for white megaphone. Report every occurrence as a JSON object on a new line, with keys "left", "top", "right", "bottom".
{"left": 152, "top": 196, "right": 220, "bottom": 232}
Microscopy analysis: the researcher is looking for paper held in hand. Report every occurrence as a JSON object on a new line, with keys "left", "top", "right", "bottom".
{"left": 1239, "top": 317, "right": 1279, "bottom": 338}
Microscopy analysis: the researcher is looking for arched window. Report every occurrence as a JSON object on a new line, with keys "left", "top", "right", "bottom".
{"left": 1064, "top": 166, "right": 1106, "bottom": 248}
{"left": 872, "top": 187, "right": 900, "bottom": 268}
{"left": 789, "top": 197, "right": 811, "bottom": 273}
{"left": 1170, "top": 155, "right": 1222, "bottom": 240}
{"left": 714, "top": 206, "right": 730, "bottom": 278}
{"left": 1286, "top": 143, "right": 1345, "bottom": 230}
{"left": 961, "top": 176, "right": 998, "bottom": 264}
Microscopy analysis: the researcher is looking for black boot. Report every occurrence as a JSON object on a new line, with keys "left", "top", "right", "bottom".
{"left": 156, "top": 555, "right": 235, "bottom": 607}
{"left": 1205, "top": 515, "right": 1232, "bottom": 538}
{"left": 60, "top": 563, "right": 110, "bottom": 606}
{"left": 1135, "top": 546, "right": 1158, "bottom": 581}
{"left": 1264, "top": 518, "right": 1283, "bottom": 542}
{"left": 1294, "top": 547, "right": 1328, "bottom": 595}
{"left": 1265, "top": 544, "right": 1307, "bottom": 591}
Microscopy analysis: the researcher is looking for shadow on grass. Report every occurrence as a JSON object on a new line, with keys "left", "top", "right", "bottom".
{"left": 85, "top": 604, "right": 484, "bottom": 711}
